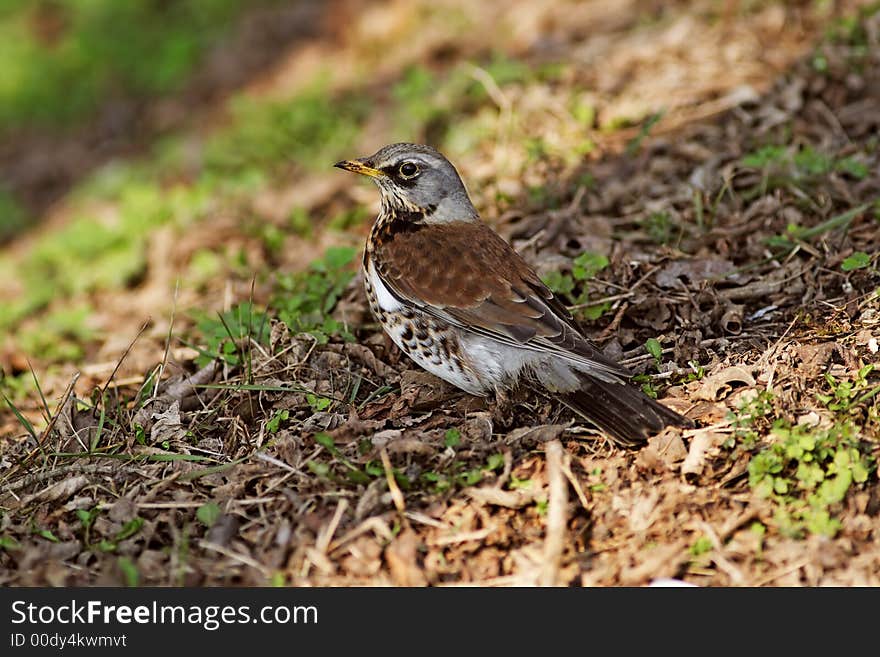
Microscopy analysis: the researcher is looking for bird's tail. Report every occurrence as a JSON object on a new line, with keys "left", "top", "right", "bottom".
{"left": 561, "top": 376, "right": 693, "bottom": 446}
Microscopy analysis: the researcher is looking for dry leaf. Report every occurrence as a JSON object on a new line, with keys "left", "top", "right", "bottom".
{"left": 694, "top": 366, "right": 756, "bottom": 401}
{"left": 681, "top": 429, "right": 723, "bottom": 477}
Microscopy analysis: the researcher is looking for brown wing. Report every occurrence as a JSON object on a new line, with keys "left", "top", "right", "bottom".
{"left": 373, "top": 221, "right": 630, "bottom": 381}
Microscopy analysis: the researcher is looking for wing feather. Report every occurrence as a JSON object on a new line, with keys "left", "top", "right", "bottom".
{"left": 373, "top": 221, "right": 630, "bottom": 382}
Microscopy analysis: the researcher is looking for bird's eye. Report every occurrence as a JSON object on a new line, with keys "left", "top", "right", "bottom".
{"left": 398, "top": 162, "right": 419, "bottom": 179}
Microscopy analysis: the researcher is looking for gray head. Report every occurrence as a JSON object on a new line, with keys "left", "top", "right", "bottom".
{"left": 334, "top": 143, "right": 478, "bottom": 223}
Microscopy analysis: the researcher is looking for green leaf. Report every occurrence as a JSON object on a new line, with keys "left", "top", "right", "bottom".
{"left": 644, "top": 338, "right": 663, "bottom": 361}
{"left": 115, "top": 517, "right": 145, "bottom": 542}
{"left": 118, "top": 556, "right": 140, "bottom": 587}
{"left": 307, "top": 394, "right": 332, "bottom": 412}
{"left": 571, "top": 252, "right": 609, "bottom": 280}
{"left": 76, "top": 507, "right": 98, "bottom": 529}
{"left": 196, "top": 502, "right": 221, "bottom": 528}
{"left": 581, "top": 301, "right": 611, "bottom": 321}
{"left": 509, "top": 476, "right": 532, "bottom": 490}
{"left": 841, "top": 251, "right": 870, "bottom": 271}
{"left": 836, "top": 157, "right": 869, "bottom": 180}
{"left": 322, "top": 246, "right": 357, "bottom": 270}
{"left": 307, "top": 461, "right": 330, "bottom": 477}
{"left": 266, "top": 409, "right": 289, "bottom": 433}
{"left": 741, "top": 145, "right": 786, "bottom": 168}
{"left": 346, "top": 469, "right": 370, "bottom": 485}
{"left": 37, "top": 529, "right": 60, "bottom": 543}
{"left": 0, "top": 536, "right": 21, "bottom": 551}
{"left": 689, "top": 535, "right": 713, "bottom": 556}
{"left": 314, "top": 432, "right": 335, "bottom": 451}
{"left": 541, "top": 270, "right": 574, "bottom": 296}
{"left": 486, "top": 453, "right": 505, "bottom": 471}
{"left": 457, "top": 469, "right": 483, "bottom": 486}
{"left": 443, "top": 428, "right": 461, "bottom": 448}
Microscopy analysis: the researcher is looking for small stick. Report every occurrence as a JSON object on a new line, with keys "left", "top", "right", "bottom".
{"left": 316, "top": 499, "right": 349, "bottom": 554}
{"left": 199, "top": 540, "right": 271, "bottom": 579}
{"left": 560, "top": 454, "right": 590, "bottom": 512}
{"left": 539, "top": 440, "right": 568, "bottom": 586}
{"left": 380, "top": 448, "right": 406, "bottom": 515}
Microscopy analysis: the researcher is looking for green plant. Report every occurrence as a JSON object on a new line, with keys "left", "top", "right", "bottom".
{"left": 306, "top": 394, "right": 332, "bottom": 413}
{"left": 205, "top": 86, "right": 370, "bottom": 178}
{"left": 117, "top": 556, "right": 140, "bottom": 587}
{"left": 191, "top": 301, "right": 269, "bottom": 368}
{"left": 266, "top": 409, "right": 289, "bottom": 434}
{"left": 740, "top": 143, "right": 873, "bottom": 202}
{"left": 626, "top": 110, "right": 664, "bottom": 155}
{"left": 443, "top": 428, "right": 461, "bottom": 448}
{"left": 272, "top": 246, "right": 357, "bottom": 344}
{"left": 690, "top": 535, "right": 713, "bottom": 557}
{"left": 196, "top": 502, "right": 221, "bottom": 528}
{"left": 747, "top": 419, "right": 873, "bottom": 538}
{"left": 0, "top": 0, "right": 265, "bottom": 132}
{"left": 542, "top": 251, "right": 610, "bottom": 320}
{"left": 725, "top": 390, "right": 775, "bottom": 450}
{"left": 94, "top": 517, "right": 146, "bottom": 553}
{"left": 817, "top": 365, "right": 879, "bottom": 412}
{"left": 313, "top": 432, "right": 370, "bottom": 485}
{"left": 644, "top": 338, "right": 663, "bottom": 366}
{"left": 841, "top": 251, "right": 871, "bottom": 272}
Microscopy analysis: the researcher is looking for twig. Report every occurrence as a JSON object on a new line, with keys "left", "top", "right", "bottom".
{"left": 253, "top": 450, "right": 299, "bottom": 474}
{"left": 316, "top": 499, "right": 349, "bottom": 554}
{"left": 428, "top": 527, "right": 496, "bottom": 547}
{"left": 328, "top": 516, "right": 394, "bottom": 554}
{"left": 755, "top": 315, "right": 799, "bottom": 369}
{"left": 154, "top": 280, "right": 181, "bottom": 399}
{"left": 539, "top": 440, "right": 568, "bottom": 586}
{"left": 199, "top": 540, "right": 271, "bottom": 578}
{"left": 560, "top": 453, "right": 590, "bottom": 512}
{"left": 2, "top": 463, "right": 116, "bottom": 495}
{"left": 37, "top": 372, "right": 80, "bottom": 447}
{"left": 380, "top": 447, "right": 406, "bottom": 515}
{"left": 404, "top": 511, "right": 448, "bottom": 529}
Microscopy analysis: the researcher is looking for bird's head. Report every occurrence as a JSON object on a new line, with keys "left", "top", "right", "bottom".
{"left": 334, "top": 143, "right": 478, "bottom": 224}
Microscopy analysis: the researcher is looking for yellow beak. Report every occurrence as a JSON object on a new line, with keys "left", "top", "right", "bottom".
{"left": 334, "top": 159, "right": 384, "bottom": 178}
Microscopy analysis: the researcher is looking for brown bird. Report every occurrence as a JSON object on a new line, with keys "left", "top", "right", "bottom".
{"left": 335, "top": 143, "right": 692, "bottom": 444}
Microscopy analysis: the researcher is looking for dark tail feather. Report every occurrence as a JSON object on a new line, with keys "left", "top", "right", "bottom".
{"left": 561, "top": 376, "right": 693, "bottom": 446}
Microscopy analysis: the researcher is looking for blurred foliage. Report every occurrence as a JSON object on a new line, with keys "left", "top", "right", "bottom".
{"left": 0, "top": 0, "right": 276, "bottom": 133}
{"left": 204, "top": 87, "right": 371, "bottom": 178}
{"left": 0, "top": 188, "right": 26, "bottom": 241}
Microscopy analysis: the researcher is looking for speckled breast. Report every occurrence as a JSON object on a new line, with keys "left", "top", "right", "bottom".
{"left": 362, "top": 260, "right": 484, "bottom": 395}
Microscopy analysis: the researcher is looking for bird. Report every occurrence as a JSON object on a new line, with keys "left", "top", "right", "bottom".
{"left": 334, "top": 143, "right": 693, "bottom": 445}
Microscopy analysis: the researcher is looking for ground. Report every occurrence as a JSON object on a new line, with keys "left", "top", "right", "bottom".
{"left": 1, "top": 0, "right": 879, "bottom": 586}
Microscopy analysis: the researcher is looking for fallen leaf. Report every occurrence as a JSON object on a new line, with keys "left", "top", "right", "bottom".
{"left": 385, "top": 529, "right": 427, "bottom": 586}
{"left": 19, "top": 475, "right": 88, "bottom": 507}
{"left": 655, "top": 258, "right": 738, "bottom": 288}
{"left": 694, "top": 366, "right": 756, "bottom": 401}
{"left": 150, "top": 400, "right": 188, "bottom": 444}
{"left": 681, "top": 429, "right": 724, "bottom": 477}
